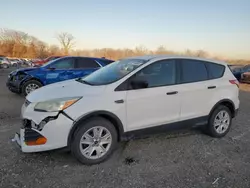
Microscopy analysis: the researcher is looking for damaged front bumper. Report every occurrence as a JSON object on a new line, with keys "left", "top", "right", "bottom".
{"left": 12, "top": 132, "right": 21, "bottom": 148}
{"left": 13, "top": 102, "right": 75, "bottom": 153}
{"left": 6, "top": 79, "right": 22, "bottom": 93}
{"left": 6, "top": 72, "right": 33, "bottom": 94}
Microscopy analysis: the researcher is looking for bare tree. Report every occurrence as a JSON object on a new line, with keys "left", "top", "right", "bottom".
{"left": 134, "top": 45, "right": 148, "bottom": 56}
{"left": 195, "top": 50, "right": 209, "bottom": 58}
{"left": 156, "top": 45, "right": 167, "bottom": 55}
{"left": 56, "top": 32, "right": 75, "bottom": 55}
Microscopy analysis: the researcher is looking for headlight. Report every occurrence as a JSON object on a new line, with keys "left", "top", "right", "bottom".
{"left": 34, "top": 97, "right": 82, "bottom": 112}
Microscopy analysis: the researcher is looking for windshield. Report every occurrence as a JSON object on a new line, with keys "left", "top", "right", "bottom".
{"left": 41, "top": 57, "right": 63, "bottom": 67}
{"left": 79, "top": 58, "right": 147, "bottom": 85}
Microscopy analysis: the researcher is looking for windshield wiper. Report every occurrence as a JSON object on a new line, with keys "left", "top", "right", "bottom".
{"left": 75, "top": 78, "right": 92, "bottom": 85}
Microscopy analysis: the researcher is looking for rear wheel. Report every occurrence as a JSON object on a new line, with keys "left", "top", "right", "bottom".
{"left": 22, "top": 80, "right": 43, "bottom": 96}
{"left": 206, "top": 105, "right": 232, "bottom": 138}
{"left": 71, "top": 117, "right": 118, "bottom": 165}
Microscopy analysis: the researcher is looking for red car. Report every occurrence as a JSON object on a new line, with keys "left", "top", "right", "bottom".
{"left": 32, "top": 56, "right": 64, "bottom": 67}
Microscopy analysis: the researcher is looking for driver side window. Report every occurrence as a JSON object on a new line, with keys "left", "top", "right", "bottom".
{"left": 129, "top": 59, "right": 176, "bottom": 89}
{"left": 50, "top": 58, "right": 74, "bottom": 69}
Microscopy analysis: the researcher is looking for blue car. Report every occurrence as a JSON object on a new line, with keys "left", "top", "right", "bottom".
{"left": 6, "top": 56, "right": 114, "bottom": 96}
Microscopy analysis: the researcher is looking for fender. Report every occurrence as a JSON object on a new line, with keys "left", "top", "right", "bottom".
{"left": 20, "top": 75, "right": 44, "bottom": 87}
{"left": 67, "top": 111, "right": 125, "bottom": 147}
{"left": 209, "top": 99, "right": 236, "bottom": 117}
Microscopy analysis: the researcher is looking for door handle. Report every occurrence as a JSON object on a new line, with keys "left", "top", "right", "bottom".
{"left": 166, "top": 91, "right": 178, "bottom": 95}
{"left": 115, "top": 99, "right": 124, "bottom": 104}
{"left": 207, "top": 86, "right": 216, "bottom": 89}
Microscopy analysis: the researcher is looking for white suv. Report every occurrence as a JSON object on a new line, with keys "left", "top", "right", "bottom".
{"left": 13, "top": 55, "right": 240, "bottom": 164}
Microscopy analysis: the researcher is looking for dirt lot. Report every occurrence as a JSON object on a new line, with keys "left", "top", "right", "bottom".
{"left": 0, "top": 68, "right": 250, "bottom": 188}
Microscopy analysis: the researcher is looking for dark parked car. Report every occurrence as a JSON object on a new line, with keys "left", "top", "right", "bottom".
{"left": 229, "top": 64, "right": 250, "bottom": 81}
{"left": 6, "top": 56, "right": 114, "bottom": 96}
{"left": 241, "top": 72, "right": 250, "bottom": 83}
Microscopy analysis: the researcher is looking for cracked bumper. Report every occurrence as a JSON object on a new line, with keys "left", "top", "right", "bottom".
{"left": 13, "top": 103, "right": 75, "bottom": 153}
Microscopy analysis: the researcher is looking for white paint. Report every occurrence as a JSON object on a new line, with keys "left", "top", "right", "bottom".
{"left": 16, "top": 55, "right": 240, "bottom": 153}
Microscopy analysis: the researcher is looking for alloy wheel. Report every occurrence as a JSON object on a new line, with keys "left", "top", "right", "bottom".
{"left": 25, "top": 83, "right": 40, "bottom": 94}
{"left": 79, "top": 126, "right": 112, "bottom": 160}
{"left": 213, "top": 110, "right": 230, "bottom": 134}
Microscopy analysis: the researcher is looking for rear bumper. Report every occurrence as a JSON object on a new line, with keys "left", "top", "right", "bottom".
{"left": 240, "top": 79, "right": 250, "bottom": 84}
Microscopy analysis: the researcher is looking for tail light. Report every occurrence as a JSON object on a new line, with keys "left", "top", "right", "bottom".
{"left": 229, "top": 79, "right": 239, "bottom": 88}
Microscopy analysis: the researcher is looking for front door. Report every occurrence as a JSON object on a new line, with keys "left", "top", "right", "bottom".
{"left": 45, "top": 57, "right": 75, "bottom": 84}
{"left": 126, "top": 59, "right": 181, "bottom": 131}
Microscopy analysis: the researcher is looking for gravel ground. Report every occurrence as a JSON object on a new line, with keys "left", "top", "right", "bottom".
{"left": 0, "top": 68, "right": 250, "bottom": 188}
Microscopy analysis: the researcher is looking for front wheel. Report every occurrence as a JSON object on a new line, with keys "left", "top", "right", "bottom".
{"left": 206, "top": 105, "right": 232, "bottom": 138}
{"left": 22, "top": 80, "right": 43, "bottom": 96}
{"left": 2, "top": 63, "right": 8, "bottom": 69}
{"left": 71, "top": 117, "right": 118, "bottom": 165}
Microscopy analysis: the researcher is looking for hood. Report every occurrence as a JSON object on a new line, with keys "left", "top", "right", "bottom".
{"left": 19, "top": 67, "right": 39, "bottom": 72}
{"left": 9, "top": 67, "right": 38, "bottom": 76}
{"left": 11, "top": 67, "right": 38, "bottom": 74}
{"left": 26, "top": 79, "right": 107, "bottom": 102}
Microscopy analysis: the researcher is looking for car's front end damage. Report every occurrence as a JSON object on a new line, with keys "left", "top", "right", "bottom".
{"left": 12, "top": 98, "right": 76, "bottom": 152}
{"left": 6, "top": 69, "right": 37, "bottom": 94}
{"left": 11, "top": 78, "right": 103, "bottom": 153}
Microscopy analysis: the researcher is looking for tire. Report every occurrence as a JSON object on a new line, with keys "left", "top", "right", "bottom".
{"left": 22, "top": 80, "right": 43, "bottom": 96}
{"left": 206, "top": 105, "right": 232, "bottom": 138}
{"left": 2, "top": 63, "right": 8, "bottom": 69}
{"left": 71, "top": 117, "right": 118, "bottom": 165}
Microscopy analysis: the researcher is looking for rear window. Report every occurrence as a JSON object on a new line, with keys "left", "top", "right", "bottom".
{"left": 181, "top": 59, "right": 208, "bottom": 83}
{"left": 206, "top": 63, "right": 225, "bottom": 79}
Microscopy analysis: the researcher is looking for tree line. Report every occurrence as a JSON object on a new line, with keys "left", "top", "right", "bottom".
{"left": 0, "top": 28, "right": 249, "bottom": 65}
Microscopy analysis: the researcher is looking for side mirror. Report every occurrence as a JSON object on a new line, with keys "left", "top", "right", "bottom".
{"left": 130, "top": 80, "right": 148, "bottom": 89}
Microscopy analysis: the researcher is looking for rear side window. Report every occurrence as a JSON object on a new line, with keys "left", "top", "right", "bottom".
{"left": 206, "top": 63, "right": 225, "bottom": 79}
{"left": 181, "top": 59, "right": 208, "bottom": 83}
{"left": 76, "top": 58, "right": 100, "bottom": 68}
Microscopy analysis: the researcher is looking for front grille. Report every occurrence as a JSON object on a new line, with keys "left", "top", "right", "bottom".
{"left": 24, "top": 99, "right": 31, "bottom": 107}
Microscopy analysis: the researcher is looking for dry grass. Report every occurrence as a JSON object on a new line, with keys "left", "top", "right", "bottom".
{"left": 239, "top": 83, "right": 250, "bottom": 92}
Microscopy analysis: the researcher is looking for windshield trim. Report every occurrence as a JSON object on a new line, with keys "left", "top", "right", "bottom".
{"left": 80, "top": 59, "right": 148, "bottom": 86}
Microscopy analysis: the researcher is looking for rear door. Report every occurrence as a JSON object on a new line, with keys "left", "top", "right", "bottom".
{"left": 72, "top": 57, "right": 101, "bottom": 78}
{"left": 178, "top": 59, "right": 220, "bottom": 121}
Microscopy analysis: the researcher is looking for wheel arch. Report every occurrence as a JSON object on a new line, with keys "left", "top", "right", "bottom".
{"left": 209, "top": 99, "right": 236, "bottom": 118}
{"left": 21, "top": 76, "right": 44, "bottom": 87}
{"left": 67, "top": 111, "right": 125, "bottom": 147}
